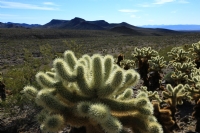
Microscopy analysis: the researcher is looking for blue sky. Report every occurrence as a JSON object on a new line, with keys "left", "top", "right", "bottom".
{"left": 0, "top": 0, "right": 199, "bottom": 26}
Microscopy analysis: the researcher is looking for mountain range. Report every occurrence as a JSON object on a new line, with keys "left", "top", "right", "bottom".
{"left": 1, "top": 17, "right": 200, "bottom": 35}
{"left": 141, "top": 25, "right": 200, "bottom": 31}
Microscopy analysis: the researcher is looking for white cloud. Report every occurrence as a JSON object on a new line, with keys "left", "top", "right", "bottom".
{"left": 130, "top": 15, "right": 136, "bottom": 18}
{"left": 0, "top": 1, "right": 58, "bottom": 10}
{"left": 119, "top": 9, "right": 139, "bottom": 13}
{"left": 153, "top": 0, "right": 175, "bottom": 4}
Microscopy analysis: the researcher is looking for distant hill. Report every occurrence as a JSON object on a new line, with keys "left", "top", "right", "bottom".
{"left": 0, "top": 22, "right": 41, "bottom": 28}
{"left": 0, "top": 17, "right": 186, "bottom": 36}
{"left": 141, "top": 25, "right": 200, "bottom": 31}
{"left": 110, "top": 26, "right": 144, "bottom": 35}
{"left": 41, "top": 17, "right": 180, "bottom": 35}
{"left": 44, "top": 19, "right": 68, "bottom": 28}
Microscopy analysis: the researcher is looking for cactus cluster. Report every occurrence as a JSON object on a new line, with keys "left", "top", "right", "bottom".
{"left": 140, "top": 86, "right": 162, "bottom": 103}
{"left": 132, "top": 47, "right": 158, "bottom": 59}
{"left": 189, "top": 41, "right": 200, "bottom": 68}
{"left": 132, "top": 47, "right": 159, "bottom": 88}
{"left": 132, "top": 47, "right": 165, "bottom": 91}
{"left": 23, "top": 51, "right": 163, "bottom": 133}
{"left": 148, "top": 56, "right": 166, "bottom": 72}
{"left": 118, "top": 59, "right": 135, "bottom": 70}
{"left": 168, "top": 47, "right": 196, "bottom": 86}
{"left": 162, "top": 84, "right": 187, "bottom": 130}
{"left": 168, "top": 47, "right": 190, "bottom": 64}
{"left": 184, "top": 68, "right": 200, "bottom": 132}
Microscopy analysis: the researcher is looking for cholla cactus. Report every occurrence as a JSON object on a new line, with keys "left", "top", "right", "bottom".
{"left": 163, "top": 84, "right": 187, "bottom": 106}
{"left": 189, "top": 41, "right": 200, "bottom": 59}
{"left": 186, "top": 68, "right": 200, "bottom": 100}
{"left": 168, "top": 47, "right": 190, "bottom": 64}
{"left": 132, "top": 47, "right": 158, "bottom": 60}
{"left": 147, "top": 56, "right": 166, "bottom": 91}
{"left": 132, "top": 47, "right": 158, "bottom": 87}
{"left": 169, "top": 59, "right": 196, "bottom": 86}
{"left": 140, "top": 86, "right": 175, "bottom": 132}
{"left": 170, "top": 70, "right": 188, "bottom": 85}
{"left": 119, "top": 59, "right": 135, "bottom": 70}
{"left": 116, "top": 53, "right": 124, "bottom": 66}
{"left": 162, "top": 84, "right": 187, "bottom": 130}
{"left": 185, "top": 68, "right": 200, "bottom": 132}
{"left": 148, "top": 56, "right": 166, "bottom": 72}
{"left": 152, "top": 101, "right": 175, "bottom": 133}
{"left": 189, "top": 41, "right": 200, "bottom": 68}
{"left": 23, "top": 51, "right": 163, "bottom": 133}
{"left": 171, "top": 61, "right": 196, "bottom": 74}
{"left": 140, "top": 86, "right": 162, "bottom": 103}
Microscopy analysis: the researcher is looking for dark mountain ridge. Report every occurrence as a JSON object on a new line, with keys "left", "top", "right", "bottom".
{"left": 142, "top": 25, "right": 200, "bottom": 31}
{"left": 0, "top": 17, "right": 189, "bottom": 36}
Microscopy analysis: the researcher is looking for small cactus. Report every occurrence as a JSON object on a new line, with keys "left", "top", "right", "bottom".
{"left": 168, "top": 47, "right": 190, "bottom": 64}
{"left": 132, "top": 47, "right": 159, "bottom": 87}
{"left": 152, "top": 101, "right": 175, "bottom": 133}
{"left": 162, "top": 84, "right": 187, "bottom": 130}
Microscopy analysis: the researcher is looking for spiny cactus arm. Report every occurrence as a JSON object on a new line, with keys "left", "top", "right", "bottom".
{"left": 116, "top": 88, "right": 133, "bottom": 100}
{"left": 132, "top": 47, "right": 158, "bottom": 60}
{"left": 100, "top": 91, "right": 153, "bottom": 116}
{"left": 100, "top": 98, "right": 148, "bottom": 114}
{"left": 76, "top": 102, "right": 123, "bottom": 133}
{"left": 162, "top": 84, "right": 187, "bottom": 106}
{"left": 171, "top": 70, "right": 188, "bottom": 84}
{"left": 45, "top": 71, "right": 56, "bottom": 78}
{"left": 172, "top": 61, "right": 196, "bottom": 73}
{"left": 189, "top": 41, "right": 200, "bottom": 58}
{"left": 132, "top": 47, "right": 143, "bottom": 59}
{"left": 104, "top": 55, "right": 114, "bottom": 81}
{"left": 42, "top": 111, "right": 88, "bottom": 132}
{"left": 35, "top": 72, "right": 58, "bottom": 88}
{"left": 119, "top": 59, "right": 136, "bottom": 69}
{"left": 168, "top": 47, "right": 190, "bottom": 63}
{"left": 185, "top": 84, "right": 200, "bottom": 100}
{"left": 152, "top": 101, "right": 175, "bottom": 131}
{"left": 91, "top": 54, "right": 104, "bottom": 90}
{"left": 97, "top": 68, "right": 124, "bottom": 98}
{"left": 35, "top": 71, "right": 91, "bottom": 103}
{"left": 148, "top": 56, "right": 166, "bottom": 72}
{"left": 35, "top": 89, "right": 70, "bottom": 114}
{"left": 23, "top": 86, "right": 38, "bottom": 99}
{"left": 63, "top": 50, "right": 78, "bottom": 70}
{"left": 54, "top": 82, "right": 91, "bottom": 103}
{"left": 116, "top": 69, "right": 140, "bottom": 95}
{"left": 41, "top": 114, "right": 65, "bottom": 133}
{"left": 76, "top": 64, "right": 95, "bottom": 96}
{"left": 143, "top": 47, "right": 159, "bottom": 59}
{"left": 140, "top": 86, "right": 162, "bottom": 102}
{"left": 118, "top": 113, "right": 163, "bottom": 133}
{"left": 53, "top": 58, "right": 77, "bottom": 82}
